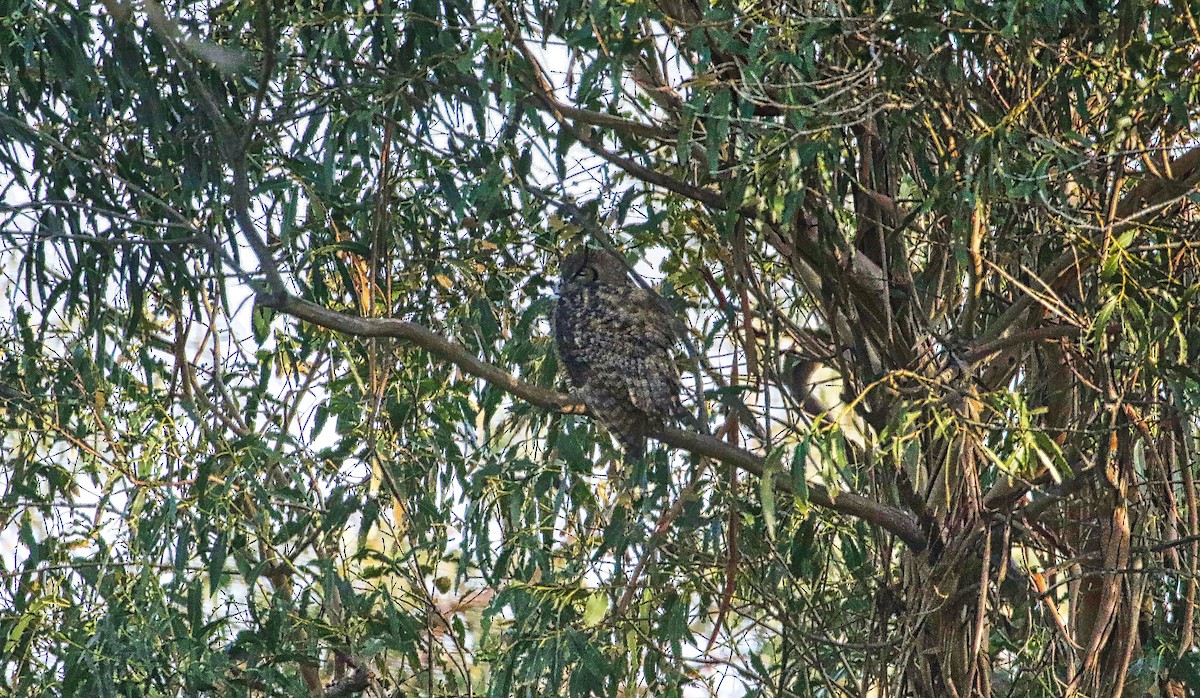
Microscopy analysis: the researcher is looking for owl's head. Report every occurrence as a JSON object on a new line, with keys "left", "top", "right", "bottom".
{"left": 560, "top": 248, "right": 629, "bottom": 285}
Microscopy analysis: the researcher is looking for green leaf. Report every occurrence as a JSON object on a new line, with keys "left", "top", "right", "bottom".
{"left": 208, "top": 531, "right": 227, "bottom": 594}
{"left": 761, "top": 445, "right": 785, "bottom": 540}
{"left": 790, "top": 438, "right": 811, "bottom": 512}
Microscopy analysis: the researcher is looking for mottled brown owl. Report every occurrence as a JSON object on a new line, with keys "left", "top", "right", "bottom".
{"left": 553, "top": 248, "right": 683, "bottom": 458}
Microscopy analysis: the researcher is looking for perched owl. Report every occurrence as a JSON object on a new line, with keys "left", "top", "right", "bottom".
{"left": 553, "top": 248, "right": 683, "bottom": 458}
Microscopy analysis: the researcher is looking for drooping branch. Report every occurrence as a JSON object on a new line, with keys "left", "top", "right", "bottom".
{"left": 267, "top": 294, "right": 927, "bottom": 550}
{"left": 660, "top": 424, "right": 925, "bottom": 549}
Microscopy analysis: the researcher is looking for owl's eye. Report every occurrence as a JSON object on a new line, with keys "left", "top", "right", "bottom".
{"left": 576, "top": 249, "right": 597, "bottom": 281}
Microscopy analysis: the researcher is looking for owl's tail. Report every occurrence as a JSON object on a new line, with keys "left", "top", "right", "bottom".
{"left": 584, "top": 389, "right": 651, "bottom": 459}
{"left": 616, "top": 426, "right": 647, "bottom": 460}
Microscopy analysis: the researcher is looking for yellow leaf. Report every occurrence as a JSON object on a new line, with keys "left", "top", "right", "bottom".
{"left": 582, "top": 591, "right": 609, "bottom": 627}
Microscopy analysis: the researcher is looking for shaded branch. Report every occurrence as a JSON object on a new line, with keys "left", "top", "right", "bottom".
{"left": 267, "top": 294, "right": 927, "bottom": 550}
{"left": 323, "top": 665, "right": 368, "bottom": 698}
{"left": 983, "top": 145, "right": 1200, "bottom": 344}
{"left": 274, "top": 295, "right": 576, "bottom": 411}
{"left": 1117, "top": 145, "right": 1200, "bottom": 219}
{"left": 964, "top": 324, "right": 1082, "bottom": 365}
{"left": 573, "top": 129, "right": 725, "bottom": 208}
{"left": 533, "top": 96, "right": 678, "bottom": 143}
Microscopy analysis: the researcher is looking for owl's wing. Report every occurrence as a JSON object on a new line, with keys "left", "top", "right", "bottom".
{"left": 627, "top": 287, "right": 679, "bottom": 349}
{"left": 622, "top": 288, "right": 684, "bottom": 419}
{"left": 553, "top": 290, "right": 592, "bottom": 385}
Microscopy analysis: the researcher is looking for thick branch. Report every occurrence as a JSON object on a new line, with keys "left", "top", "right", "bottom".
{"left": 534, "top": 96, "right": 678, "bottom": 143}
{"left": 983, "top": 145, "right": 1200, "bottom": 344}
{"left": 274, "top": 295, "right": 574, "bottom": 411}
{"left": 659, "top": 425, "right": 925, "bottom": 549}
{"left": 268, "top": 294, "right": 926, "bottom": 550}
{"left": 323, "top": 665, "right": 368, "bottom": 698}
{"left": 964, "top": 324, "right": 1082, "bottom": 366}
{"left": 1116, "top": 145, "right": 1200, "bottom": 219}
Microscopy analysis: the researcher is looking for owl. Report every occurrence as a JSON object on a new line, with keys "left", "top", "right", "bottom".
{"left": 553, "top": 248, "right": 683, "bottom": 458}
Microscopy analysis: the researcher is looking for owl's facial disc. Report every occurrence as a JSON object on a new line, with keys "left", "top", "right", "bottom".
{"left": 562, "top": 248, "right": 629, "bottom": 285}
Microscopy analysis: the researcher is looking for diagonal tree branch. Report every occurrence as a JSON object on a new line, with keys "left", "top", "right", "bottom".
{"left": 1116, "top": 145, "right": 1200, "bottom": 219}
{"left": 267, "top": 294, "right": 927, "bottom": 550}
{"left": 982, "top": 145, "right": 1200, "bottom": 345}
{"left": 528, "top": 94, "right": 678, "bottom": 143}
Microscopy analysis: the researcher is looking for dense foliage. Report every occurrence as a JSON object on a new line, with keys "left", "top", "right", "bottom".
{"left": 3, "top": 0, "right": 1200, "bottom": 696}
